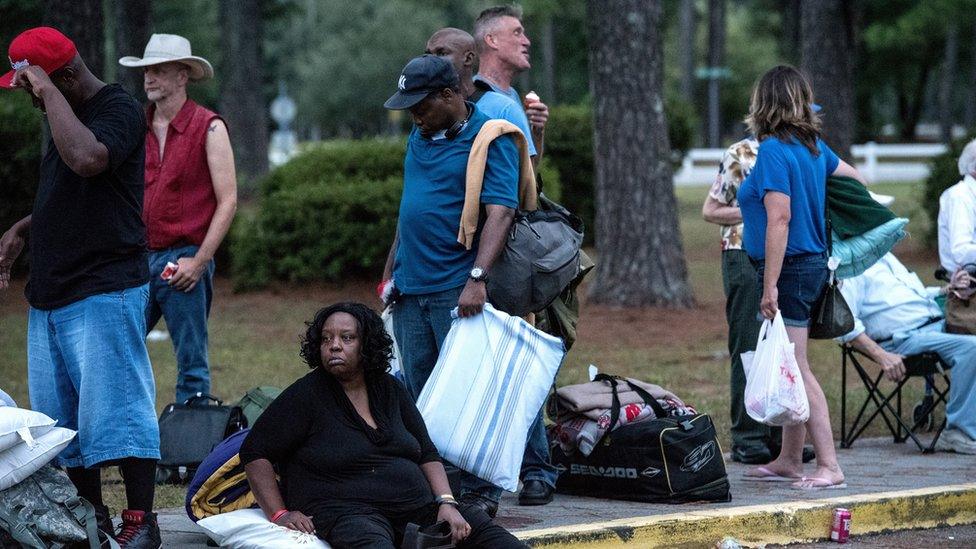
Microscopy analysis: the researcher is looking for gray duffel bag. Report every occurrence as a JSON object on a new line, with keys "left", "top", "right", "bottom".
{"left": 487, "top": 195, "right": 584, "bottom": 317}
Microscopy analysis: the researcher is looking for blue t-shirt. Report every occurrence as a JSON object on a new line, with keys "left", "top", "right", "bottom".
{"left": 474, "top": 75, "right": 536, "bottom": 153}
{"left": 475, "top": 90, "right": 537, "bottom": 156}
{"left": 394, "top": 107, "right": 520, "bottom": 294}
{"left": 738, "top": 136, "right": 840, "bottom": 260}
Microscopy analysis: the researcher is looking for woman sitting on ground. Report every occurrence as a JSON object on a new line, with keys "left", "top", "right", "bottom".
{"left": 240, "top": 302, "right": 525, "bottom": 548}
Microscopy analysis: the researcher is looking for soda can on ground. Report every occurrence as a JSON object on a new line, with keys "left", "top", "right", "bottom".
{"left": 160, "top": 261, "right": 179, "bottom": 281}
{"left": 830, "top": 507, "right": 851, "bottom": 543}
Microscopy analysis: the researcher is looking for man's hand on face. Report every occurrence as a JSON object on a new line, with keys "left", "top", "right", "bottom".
{"left": 169, "top": 256, "right": 208, "bottom": 293}
{"left": 13, "top": 66, "right": 55, "bottom": 99}
{"left": 457, "top": 279, "right": 487, "bottom": 317}
{"left": 0, "top": 228, "right": 26, "bottom": 291}
{"left": 525, "top": 98, "right": 548, "bottom": 130}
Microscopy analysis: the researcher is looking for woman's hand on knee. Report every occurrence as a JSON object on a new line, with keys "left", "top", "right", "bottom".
{"left": 274, "top": 510, "right": 316, "bottom": 535}
{"left": 437, "top": 505, "right": 471, "bottom": 543}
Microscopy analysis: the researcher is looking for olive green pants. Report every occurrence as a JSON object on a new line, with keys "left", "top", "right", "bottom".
{"left": 722, "top": 249, "right": 780, "bottom": 450}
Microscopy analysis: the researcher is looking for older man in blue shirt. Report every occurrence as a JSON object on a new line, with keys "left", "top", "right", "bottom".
{"left": 838, "top": 253, "right": 976, "bottom": 454}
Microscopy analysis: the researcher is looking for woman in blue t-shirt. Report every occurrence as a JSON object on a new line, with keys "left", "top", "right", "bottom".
{"left": 738, "top": 65, "right": 866, "bottom": 490}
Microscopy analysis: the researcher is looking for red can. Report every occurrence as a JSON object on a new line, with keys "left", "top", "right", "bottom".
{"left": 160, "top": 261, "right": 179, "bottom": 281}
{"left": 830, "top": 508, "right": 851, "bottom": 543}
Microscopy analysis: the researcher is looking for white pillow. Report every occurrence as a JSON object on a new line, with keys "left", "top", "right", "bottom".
{"left": 197, "top": 508, "right": 330, "bottom": 548}
{"left": 0, "top": 407, "right": 57, "bottom": 453}
{"left": 0, "top": 427, "right": 75, "bottom": 490}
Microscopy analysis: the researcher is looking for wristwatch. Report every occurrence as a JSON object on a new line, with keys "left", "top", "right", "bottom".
{"left": 469, "top": 266, "right": 488, "bottom": 283}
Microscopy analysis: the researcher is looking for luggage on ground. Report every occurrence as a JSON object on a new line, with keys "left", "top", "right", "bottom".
{"left": 157, "top": 393, "right": 245, "bottom": 485}
{"left": 550, "top": 375, "right": 731, "bottom": 503}
{"left": 185, "top": 429, "right": 255, "bottom": 522}
{"left": 0, "top": 466, "right": 117, "bottom": 549}
{"left": 233, "top": 387, "right": 282, "bottom": 429}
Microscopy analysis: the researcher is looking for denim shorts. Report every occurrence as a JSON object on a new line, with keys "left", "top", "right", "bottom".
{"left": 27, "top": 284, "right": 160, "bottom": 468}
{"left": 753, "top": 252, "right": 829, "bottom": 328}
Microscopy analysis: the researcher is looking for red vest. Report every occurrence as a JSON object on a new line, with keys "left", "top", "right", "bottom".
{"left": 143, "top": 99, "right": 222, "bottom": 250}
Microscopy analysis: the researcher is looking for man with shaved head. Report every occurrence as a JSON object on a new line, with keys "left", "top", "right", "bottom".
{"left": 425, "top": 27, "right": 537, "bottom": 162}
{"left": 0, "top": 27, "right": 161, "bottom": 547}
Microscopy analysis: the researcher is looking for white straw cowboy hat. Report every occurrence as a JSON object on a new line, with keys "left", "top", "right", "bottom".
{"left": 119, "top": 33, "right": 213, "bottom": 81}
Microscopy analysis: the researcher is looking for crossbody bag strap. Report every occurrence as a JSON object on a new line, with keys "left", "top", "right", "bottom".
{"left": 619, "top": 379, "right": 669, "bottom": 418}
{"left": 593, "top": 374, "right": 622, "bottom": 448}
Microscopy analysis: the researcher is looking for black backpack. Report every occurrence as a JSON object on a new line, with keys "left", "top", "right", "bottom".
{"left": 156, "top": 394, "right": 245, "bottom": 485}
{"left": 550, "top": 375, "right": 732, "bottom": 503}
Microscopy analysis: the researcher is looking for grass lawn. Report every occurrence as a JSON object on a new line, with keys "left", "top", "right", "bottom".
{"left": 0, "top": 181, "right": 940, "bottom": 511}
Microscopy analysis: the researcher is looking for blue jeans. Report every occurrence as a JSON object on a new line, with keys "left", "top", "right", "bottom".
{"left": 521, "top": 408, "right": 558, "bottom": 488}
{"left": 392, "top": 286, "right": 503, "bottom": 503}
{"left": 882, "top": 321, "right": 976, "bottom": 441}
{"left": 754, "top": 251, "right": 829, "bottom": 327}
{"left": 28, "top": 284, "right": 160, "bottom": 468}
{"left": 146, "top": 246, "right": 215, "bottom": 404}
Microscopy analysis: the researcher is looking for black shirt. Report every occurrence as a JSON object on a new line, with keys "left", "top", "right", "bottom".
{"left": 239, "top": 368, "right": 441, "bottom": 532}
{"left": 27, "top": 84, "right": 148, "bottom": 310}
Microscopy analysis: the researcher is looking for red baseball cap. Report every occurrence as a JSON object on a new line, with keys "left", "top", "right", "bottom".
{"left": 1, "top": 27, "right": 77, "bottom": 90}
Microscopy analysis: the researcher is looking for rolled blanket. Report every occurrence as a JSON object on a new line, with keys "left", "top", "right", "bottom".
{"left": 553, "top": 398, "right": 697, "bottom": 456}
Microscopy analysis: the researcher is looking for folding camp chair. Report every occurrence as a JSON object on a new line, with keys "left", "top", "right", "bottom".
{"left": 840, "top": 345, "right": 951, "bottom": 453}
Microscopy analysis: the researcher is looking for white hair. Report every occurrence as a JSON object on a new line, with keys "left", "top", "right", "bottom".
{"left": 960, "top": 139, "right": 976, "bottom": 177}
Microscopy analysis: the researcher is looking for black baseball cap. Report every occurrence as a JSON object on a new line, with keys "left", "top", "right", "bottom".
{"left": 384, "top": 54, "right": 459, "bottom": 110}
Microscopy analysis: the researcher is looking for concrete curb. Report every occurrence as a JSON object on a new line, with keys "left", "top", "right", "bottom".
{"left": 517, "top": 483, "right": 976, "bottom": 547}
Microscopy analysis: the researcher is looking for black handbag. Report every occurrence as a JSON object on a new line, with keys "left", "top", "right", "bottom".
{"left": 401, "top": 520, "right": 453, "bottom": 549}
{"left": 156, "top": 393, "right": 245, "bottom": 484}
{"left": 550, "top": 375, "right": 731, "bottom": 503}
{"left": 809, "top": 201, "right": 855, "bottom": 340}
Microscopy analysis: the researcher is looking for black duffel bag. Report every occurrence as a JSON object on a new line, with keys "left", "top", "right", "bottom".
{"left": 156, "top": 393, "right": 245, "bottom": 485}
{"left": 551, "top": 375, "right": 731, "bottom": 503}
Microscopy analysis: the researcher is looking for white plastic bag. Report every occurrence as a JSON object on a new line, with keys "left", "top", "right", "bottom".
{"left": 741, "top": 312, "right": 809, "bottom": 425}
{"left": 197, "top": 508, "right": 330, "bottom": 548}
{"left": 380, "top": 307, "right": 402, "bottom": 382}
{"left": 416, "top": 304, "right": 564, "bottom": 492}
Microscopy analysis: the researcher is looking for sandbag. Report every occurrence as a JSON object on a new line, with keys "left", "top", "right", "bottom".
{"left": 196, "top": 508, "right": 330, "bottom": 549}
{"left": 0, "top": 408, "right": 56, "bottom": 454}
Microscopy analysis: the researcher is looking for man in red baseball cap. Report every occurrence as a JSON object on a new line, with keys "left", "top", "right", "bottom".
{"left": 0, "top": 27, "right": 162, "bottom": 549}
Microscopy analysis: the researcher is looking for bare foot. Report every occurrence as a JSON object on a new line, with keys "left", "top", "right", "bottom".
{"left": 791, "top": 466, "right": 845, "bottom": 489}
{"left": 743, "top": 458, "right": 802, "bottom": 479}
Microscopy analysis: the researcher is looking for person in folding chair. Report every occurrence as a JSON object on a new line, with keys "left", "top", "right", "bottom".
{"left": 837, "top": 252, "right": 976, "bottom": 454}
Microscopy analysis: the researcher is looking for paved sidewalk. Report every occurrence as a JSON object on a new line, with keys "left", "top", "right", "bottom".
{"left": 158, "top": 437, "right": 976, "bottom": 547}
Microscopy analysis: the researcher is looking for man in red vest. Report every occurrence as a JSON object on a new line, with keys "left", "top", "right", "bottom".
{"left": 120, "top": 34, "right": 238, "bottom": 404}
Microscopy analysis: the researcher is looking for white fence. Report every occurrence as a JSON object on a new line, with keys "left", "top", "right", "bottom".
{"left": 674, "top": 142, "right": 948, "bottom": 187}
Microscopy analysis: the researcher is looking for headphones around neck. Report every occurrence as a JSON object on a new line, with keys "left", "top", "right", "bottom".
{"left": 445, "top": 103, "right": 473, "bottom": 139}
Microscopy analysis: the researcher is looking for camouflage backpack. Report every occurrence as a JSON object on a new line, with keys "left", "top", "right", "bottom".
{"left": 0, "top": 465, "right": 117, "bottom": 549}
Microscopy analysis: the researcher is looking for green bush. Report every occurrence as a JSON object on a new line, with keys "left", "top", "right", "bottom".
{"left": 0, "top": 95, "right": 41, "bottom": 275}
{"left": 259, "top": 139, "right": 406, "bottom": 196}
{"left": 545, "top": 100, "right": 695, "bottom": 244}
{"left": 235, "top": 133, "right": 565, "bottom": 289}
{"left": 923, "top": 133, "right": 976, "bottom": 245}
{"left": 232, "top": 176, "right": 401, "bottom": 289}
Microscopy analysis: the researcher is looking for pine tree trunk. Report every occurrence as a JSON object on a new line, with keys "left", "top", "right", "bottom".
{"left": 679, "top": 0, "right": 696, "bottom": 104}
{"left": 939, "top": 23, "right": 958, "bottom": 144}
{"left": 219, "top": 0, "right": 269, "bottom": 183}
{"left": 586, "top": 0, "right": 693, "bottom": 308}
{"left": 780, "top": 0, "right": 802, "bottom": 64}
{"left": 706, "top": 0, "right": 725, "bottom": 148}
{"left": 113, "top": 0, "right": 153, "bottom": 102}
{"left": 44, "top": 0, "right": 103, "bottom": 78}
{"left": 538, "top": 16, "right": 556, "bottom": 104}
{"left": 966, "top": 21, "right": 976, "bottom": 130}
{"left": 800, "top": 0, "right": 856, "bottom": 159}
